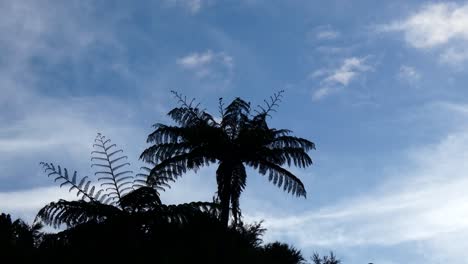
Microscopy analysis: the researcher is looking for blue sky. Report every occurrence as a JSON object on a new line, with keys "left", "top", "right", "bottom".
{"left": 2, "top": 0, "right": 468, "bottom": 263}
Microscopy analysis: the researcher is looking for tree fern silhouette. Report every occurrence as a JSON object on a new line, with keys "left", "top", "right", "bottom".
{"left": 36, "top": 133, "right": 217, "bottom": 229}
{"left": 141, "top": 91, "right": 315, "bottom": 227}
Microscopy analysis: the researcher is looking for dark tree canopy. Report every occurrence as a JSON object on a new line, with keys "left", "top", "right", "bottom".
{"left": 141, "top": 91, "right": 315, "bottom": 227}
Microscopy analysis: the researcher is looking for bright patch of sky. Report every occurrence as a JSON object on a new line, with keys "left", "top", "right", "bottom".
{"left": 2, "top": 1, "right": 468, "bottom": 263}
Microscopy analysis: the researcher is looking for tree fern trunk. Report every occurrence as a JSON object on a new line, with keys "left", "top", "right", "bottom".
{"left": 216, "top": 161, "right": 233, "bottom": 229}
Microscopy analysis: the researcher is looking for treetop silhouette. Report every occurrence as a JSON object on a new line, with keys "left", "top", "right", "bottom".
{"left": 36, "top": 133, "right": 216, "bottom": 229}
{"left": 141, "top": 91, "right": 315, "bottom": 227}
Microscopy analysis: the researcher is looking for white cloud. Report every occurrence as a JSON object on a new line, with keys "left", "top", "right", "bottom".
{"left": 398, "top": 65, "right": 420, "bottom": 83}
{"left": 311, "top": 25, "right": 340, "bottom": 41}
{"left": 0, "top": 186, "right": 76, "bottom": 223}
{"left": 316, "top": 30, "right": 340, "bottom": 40}
{"left": 381, "top": 3, "right": 468, "bottom": 65}
{"left": 177, "top": 50, "right": 215, "bottom": 70}
{"left": 177, "top": 50, "right": 234, "bottom": 85}
{"left": 311, "top": 87, "right": 337, "bottom": 101}
{"left": 315, "top": 46, "right": 346, "bottom": 54}
{"left": 325, "top": 57, "right": 371, "bottom": 86}
{"left": 439, "top": 47, "right": 468, "bottom": 66}
{"left": 0, "top": 1, "right": 149, "bottom": 186}
{"left": 311, "top": 57, "right": 372, "bottom": 100}
{"left": 165, "top": 0, "right": 204, "bottom": 14}
{"left": 325, "top": 57, "right": 370, "bottom": 86}
{"left": 246, "top": 103, "right": 468, "bottom": 262}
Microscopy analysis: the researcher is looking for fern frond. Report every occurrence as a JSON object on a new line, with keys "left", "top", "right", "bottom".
{"left": 36, "top": 199, "right": 121, "bottom": 228}
{"left": 254, "top": 90, "right": 284, "bottom": 117}
{"left": 40, "top": 162, "right": 95, "bottom": 201}
{"left": 91, "top": 133, "right": 134, "bottom": 205}
{"left": 136, "top": 165, "right": 175, "bottom": 194}
{"left": 169, "top": 90, "right": 217, "bottom": 127}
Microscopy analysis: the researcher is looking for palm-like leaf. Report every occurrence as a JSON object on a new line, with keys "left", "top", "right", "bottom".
{"left": 36, "top": 199, "right": 121, "bottom": 228}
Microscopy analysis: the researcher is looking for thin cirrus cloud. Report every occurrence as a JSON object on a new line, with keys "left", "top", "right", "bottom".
{"left": 177, "top": 50, "right": 234, "bottom": 85}
{"left": 316, "top": 30, "right": 340, "bottom": 40}
{"left": 380, "top": 2, "right": 468, "bottom": 65}
{"left": 398, "top": 65, "right": 420, "bottom": 84}
{"left": 0, "top": 0, "right": 152, "bottom": 200}
{"left": 311, "top": 57, "right": 372, "bottom": 100}
{"left": 165, "top": 0, "right": 204, "bottom": 14}
{"left": 248, "top": 103, "right": 468, "bottom": 262}
{"left": 311, "top": 25, "right": 340, "bottom": 41}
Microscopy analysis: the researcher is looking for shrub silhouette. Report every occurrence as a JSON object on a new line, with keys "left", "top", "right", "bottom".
{"left": 0, "top": 213, "right": 42, "bottom": 260}
{"left": 312, "top": 252, "right": 341, "bottom": 264}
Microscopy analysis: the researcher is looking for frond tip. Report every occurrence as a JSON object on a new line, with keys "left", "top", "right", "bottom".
{"left": 92, "top": 133, "right": 134, "bottom": 205}
{"left": 254, "top": 90, "right": 284, "bottom": 117}
{"left": 40, "top": 162, "right": 97, "bottom": 201}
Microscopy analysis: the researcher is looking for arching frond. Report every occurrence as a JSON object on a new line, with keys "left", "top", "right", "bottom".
{"left": 92, "top": 133, "right": 134, "bottom": 205}
{"left": 169, "top": 91, "right": 217, "bottom": 127}
{"left": 36, "top": 199, "right": 121, "bottom": 228}
{"left": 120, "top": 186, "right": 162, "bottom": 213}
{"left": 254, "top": 90, "right": 284, "bottom": 117}
{"left": 135, "top": 165, "right": 175, "bottom": 194}
{"left": 268, "top": 135, "right": 316, "bottom": 151}
{"left": 39, "top": 162, "right": 103, "bottom": 201}
{"left": 249, "top": 159, "right": 307, "bottom": 197}
{"left": 259, "top": 147, "right": 313, "bottom": 168}
{"left": 148, "top": 149, "right": 216, "bottom": 182}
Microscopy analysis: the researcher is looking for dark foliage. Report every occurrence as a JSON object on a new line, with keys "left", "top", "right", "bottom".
{"left": 36, "top": 133, "right": 214, "bottom": 230}
{"left": 141, "top": 91, "right": 315, "bottom": 227}
{"left": 311, "top": 252, "right": 341, "bottom": 264}
{"left": 0, "top": 213, "right": 42, "bottom": 260}
{"left": 0, "top": 93, "right": 337, "bottom": 263}
{"left": 262, "top": 242, "right": 307, "bottom": 264}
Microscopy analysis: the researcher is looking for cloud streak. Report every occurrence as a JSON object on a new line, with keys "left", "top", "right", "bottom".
{"left": 398, "top": 65, "right": 420, "bottom": 84}
{"left": 247, "top": 103, "right": 468, "bottom": 262}
{"left": 381, "top": 2, "right": 468, "bottom": 65}
{"left": 177, "top": 50, "right": 234, "bottom": 88}
{"left": 165, "top": 0, "right": 205, "bottom": 14}
{"left": 0, "top": 186, "right": 75, "bottom": 223}
{"left": 311, "top": 57, "right": 372, "bottom": 100}
{"left": 0, "top": 1, "right": 149, "bottom": 191}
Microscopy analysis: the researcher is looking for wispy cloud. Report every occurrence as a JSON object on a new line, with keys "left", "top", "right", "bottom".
{"left": 0, "top": 1, "right": 149, "bottom": 189}
{"left": 439, "top": 47, "right": 468, "bottom": 66}
{"left": 177, "top": 50, "right": 234, "bottom": 87}
{"left": 311, "top": 25, "right": 340, "bottom": 41}
{"left": 311, "top": 57, "right": 372, "bottom": 100}
{"left": 398, "top": 65, "right": 420, "bottom": 84}
{"left": 165, "top": 0, "right": 205, "bottom": 14}
{"left": 0, "top": 186, "right": 75, "bottom": 223}
{"left": 380, "top": 3, "right": 468, "bottom": 65}
{"left": 247, "top": 103, "right": 468, "bottom": 262}
{"left": 316, "top": 30, "right": 340, "bottom": 40}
